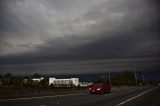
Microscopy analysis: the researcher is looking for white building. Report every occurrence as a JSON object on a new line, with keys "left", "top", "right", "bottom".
{"left": 49, "top": 78, "right": 79, "bottom": 87}
{"left": 32, "top": 77, "right": 44, "bottom": 82}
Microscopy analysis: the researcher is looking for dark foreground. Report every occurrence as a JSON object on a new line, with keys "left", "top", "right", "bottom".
{"left": 0, "top": 86, "right": 160, "bottom": 106}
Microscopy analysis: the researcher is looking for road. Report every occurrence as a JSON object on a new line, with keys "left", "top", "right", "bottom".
{"left": 0, "top": 86, "right": 160, "bottom": 106}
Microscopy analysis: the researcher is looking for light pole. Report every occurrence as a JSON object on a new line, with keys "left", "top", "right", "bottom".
{"left": 108, "top": 71, "right": 111, "bottom": 86}
{"left": 142, "top": 75, "right": 145, "bottom": 84}
{"left": 35, "top": 81, "right": 38, "bottom": 95}
{"left": 134, "top": 71, "right": 138, "bottom": 86}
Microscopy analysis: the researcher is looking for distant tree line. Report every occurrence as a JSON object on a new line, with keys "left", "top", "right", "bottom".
{"left": 0, "top": 73, "right": 48, "bottom": 88}
{"left": 0, "top": 71, "right": 159, "bottom": 88}
{"left": 93, "top": 70, "right": 159, "bottom": 86}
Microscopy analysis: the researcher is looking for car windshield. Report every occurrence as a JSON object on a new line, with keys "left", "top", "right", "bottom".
{"left": 94, "top": 83, "right": 103, "bottom": 86}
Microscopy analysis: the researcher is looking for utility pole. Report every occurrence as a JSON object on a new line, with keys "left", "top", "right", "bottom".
{"left": 135, "top": 71, "right": 138, "bottom": 86}
{"left": 142, "top": 75, "right": 145, "bottom": 84}
{"left": 108, "top": 71, "right": 111, "bottom": 86}
{"left": 35, "top": 82, "right": 38, "bottom": 95}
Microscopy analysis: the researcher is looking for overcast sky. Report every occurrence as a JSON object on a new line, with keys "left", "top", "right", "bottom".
{"left": 0, "top": 0, "right": 160, "bottom": 75}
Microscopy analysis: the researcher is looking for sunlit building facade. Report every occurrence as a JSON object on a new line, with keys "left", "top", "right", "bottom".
{"left": 49, "top": 78, "right": 79, "bottom": 87}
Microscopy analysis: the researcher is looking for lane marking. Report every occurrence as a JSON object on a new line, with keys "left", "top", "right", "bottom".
{"left": 115, "top": 88, "right": 155, "bottom": 106}
{"left": 0, "top": 92, "right": 86, "bottom": 102}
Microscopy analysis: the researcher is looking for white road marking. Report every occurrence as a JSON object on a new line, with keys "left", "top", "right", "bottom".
{"left": 0, "top": 92, "right": 86, "bottom": 102}
{"left": 115, "top": 88, "right": 155, "bottom": 106}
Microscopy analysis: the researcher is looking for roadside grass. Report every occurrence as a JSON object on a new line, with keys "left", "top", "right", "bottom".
{"left": 0, "top": 86, "right": 88, "bottom": 99}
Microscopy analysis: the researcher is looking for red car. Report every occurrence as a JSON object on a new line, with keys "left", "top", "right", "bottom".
{"left": 89, "top": 83, "right": 111, "bottom": 94}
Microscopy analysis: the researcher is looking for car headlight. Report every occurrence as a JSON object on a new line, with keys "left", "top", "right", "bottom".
{"left": 97, "top": 88, "right": 101, "bottom": 90}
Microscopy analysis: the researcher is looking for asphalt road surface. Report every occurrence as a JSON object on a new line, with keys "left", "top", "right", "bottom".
{"left": 0, "top": 86, "right": 160, "bottom": 106}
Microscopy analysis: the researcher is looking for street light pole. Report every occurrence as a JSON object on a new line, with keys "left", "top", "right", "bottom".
{"left": 135, "top": 71, "right": 138, "bottom": 86}
{"left": 108, "top": 71, "right": 111, "bottom": 86}
{"left": 142, "top": 75, "right": 145, "bottom": 84}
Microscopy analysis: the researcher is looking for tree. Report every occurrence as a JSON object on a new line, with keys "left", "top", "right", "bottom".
{"left": 0, "top": 74, "right": 2, "bottom": 86}
{"left": 32, "top": 73, "right": 41, "bottom": 78}
{"left": 25, "top": 79, "right": 34, "bottom": 87}
{"left": 12, "top": 76, "right": 24, "bottom": 87}
{"left": 93, "top": 75, "right": 109, "bottom": 84}
{"left": 40, "top": 78, "right": 49, "bottom": 87}
{"left": 94, "top": 71, "right": 138, "bottom": 86}
{"left": 121, "top": 70, "right": 136, "bottom": 85}
{"left": 5, "top": 73, "right": 12, "bottom": 86}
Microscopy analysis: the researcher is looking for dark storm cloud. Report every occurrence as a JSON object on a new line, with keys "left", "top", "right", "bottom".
{"left": 0, "top": 0, "right": 160, "bottom": 74}
{"left": 1, "top": 57, "right": 160, "bottom": 75}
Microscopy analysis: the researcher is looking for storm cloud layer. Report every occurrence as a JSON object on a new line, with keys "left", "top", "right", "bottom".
{"left": 0, "top": 0, "right": 160, "bottom": 74}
